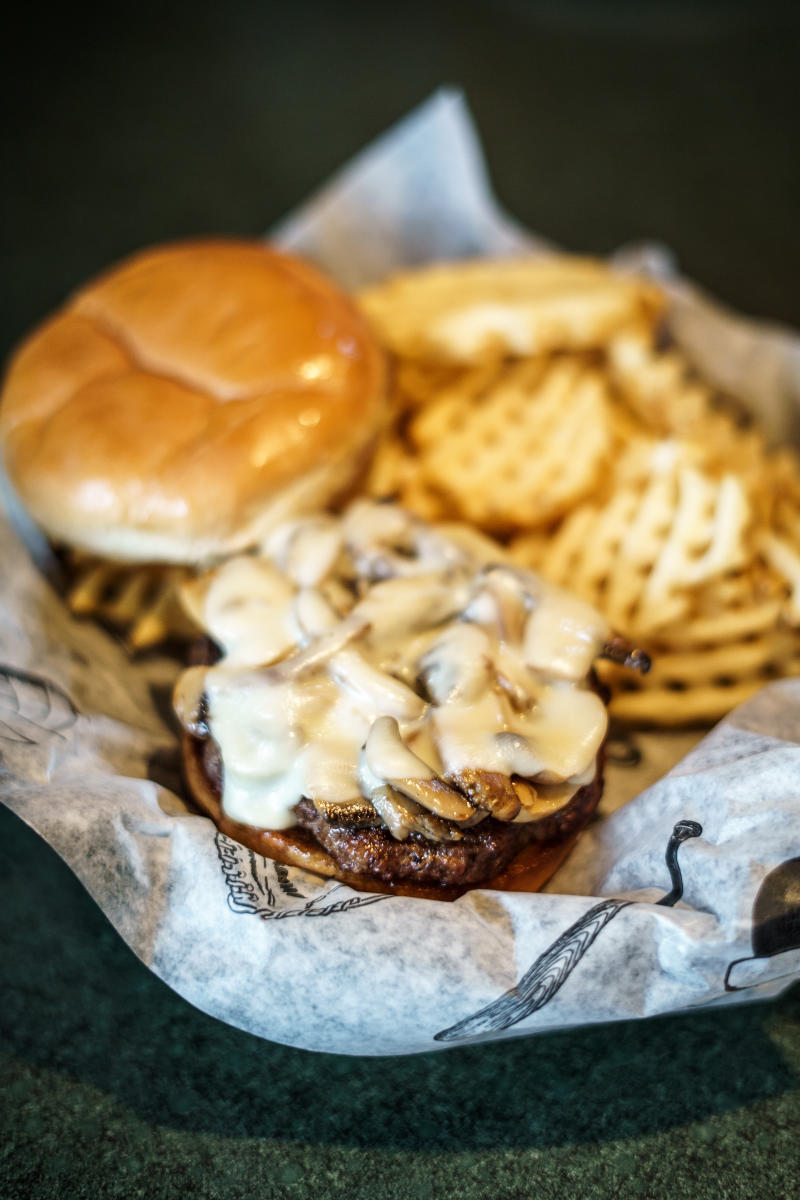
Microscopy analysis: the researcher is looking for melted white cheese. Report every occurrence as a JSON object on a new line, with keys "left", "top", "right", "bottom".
{"left": 185, "top": 502, "right": 611, "bottom": 832}
{"left": 523, "top": 586, "right": 610, "bottom": 682}
{"left": 202, "top": 558, "right": 296, "bottom": 667}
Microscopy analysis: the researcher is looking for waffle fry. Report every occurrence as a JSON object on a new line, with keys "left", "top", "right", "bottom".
{"left": 358, "top": 257, "right": 663, "bottom": 364}
{"left": 758, "top": 524, "right": 800, "bottom": 624}
{"left": 393, "top": 358, "right": 464, "bottom": 412}
{"left": 66, "top": 557, "right": 198, "bottom": 650}
{"left": 409, "top": 358, "right": 613, "bottom": 531}
{"left": 364, "top": 433, "right": 453, "bottom": 521}
{"left": 512, "top": 440, "right": 800, "bottom": 723}
{"left": 600, "top": 628, "right": 800, "bottom": 725}
{"left": 365, "top": 436, "right": 417, "bottom": 499}
{"left": 511, "top": 436, "right": 800, "bottom": 723}
{"left": 608, "top": 328, "right": 775, "bottom": 492}
{"left": 512, "top": 445, "right": 752, "bottom": 637}
{"left": 606, "top": 328, "right": 711, "bottom": 435}
{"left": 753, "top": 453, "right": 800, "bottom": 623}
{"left": 651, "top": 570, "right": 787, "bottom": 647}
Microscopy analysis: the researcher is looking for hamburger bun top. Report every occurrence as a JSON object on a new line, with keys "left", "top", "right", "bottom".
{"left": 0, "top": 240, "right": 386, "bottom": 563}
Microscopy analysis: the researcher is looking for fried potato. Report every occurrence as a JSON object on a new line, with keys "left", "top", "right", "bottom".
{"left": 606, "top": 328, "right": 711, "bottom": 436}
{"left": 364, "top": 429, "right": 454, "bottom": 521}
{"left": 356, "top": 254, "right": 800, "bottom": 726}
{"left": 358, "top": 256, "right": 663, "bottom": 364}
{"left": 600, "top": 627, "right": 800, "bottom": 725}
{"left": 512, "top": 442, "right": 752, "bottom": 637}
{"left": 66, "top": 556, "right": 197, "bottom": 649}
{"left": 409, "top": 358, "right": 613, "bottom": 531}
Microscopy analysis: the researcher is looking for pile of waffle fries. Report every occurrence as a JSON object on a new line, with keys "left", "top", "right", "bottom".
{"left": 359, "top": 257, "right": 800, "bottom": 725}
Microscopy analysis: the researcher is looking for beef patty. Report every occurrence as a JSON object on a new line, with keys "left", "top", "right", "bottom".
{"left": 194, "top": 733, "right": 603, "bottom": 889}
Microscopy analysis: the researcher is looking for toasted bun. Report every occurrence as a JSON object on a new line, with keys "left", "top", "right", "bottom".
{"left": 0, "top": 240, "right": 386, "bottom": 563}
{"left": 182, "top": 732, "right": 598, "bottom": 901}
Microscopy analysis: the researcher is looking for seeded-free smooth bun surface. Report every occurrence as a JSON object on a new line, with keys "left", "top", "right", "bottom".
{"left": 0, "top": 240, "right": 386, "bottom": 562}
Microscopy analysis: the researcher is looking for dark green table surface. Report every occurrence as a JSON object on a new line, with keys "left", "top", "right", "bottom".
{"left": 2, "top": 3, "right": 800, "bottom": 1197}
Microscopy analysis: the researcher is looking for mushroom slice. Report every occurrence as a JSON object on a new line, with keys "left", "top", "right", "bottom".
{"left": 389, "top": 776, "right": 476, "bottom": 822}
{"left": 293, "top": 587, "right": 340, "bottom": 640}
{"left": 313, "top": 796, "right": 382, "bottom": 829}
{"left": 285, "top": 521, "right": 343, "bottom": 587}
{"left": 369, "top": 785, "right": 464, "bottom": 843}
{"left": 368, "top": 785, "right": 418, "bottom": 839}
{"left": 512, "top": 778, "right": 538, "bottom": 807}
{"left": 173, "top": 666, "right": 209, "bottom": 736}
{"left": 352, "top": 574, "right": 469, "bottom": 639}
{"left": 473, "top": 565, "right": 529, "bottom": 642}
{"left": 523, "top": 586, "right": 611, "bottom": 681}
{"left": 511, "top": 777, "right": 582, "bottom": 821}
{"left": 343, "top": 502, "right": 419, "bottom": 580}
{"left": 600, "top": 633, "right": 652, "bottom": 673}
{"left": 266, "top": 615, "right": 370, "bottom": 681}
{"left": 331, "top": 650, "right": 426, "bottom": 721}
{"left": 418, "top": 623, "right": 493, "bottom": 705}
{"left": 495, "top": 672, "right": 531, "bottom": 713}
{"left": 365, "top": 716, "right": 477, "bottom": 821}
{"left": 365, "top": 715, "right": 436, "bottom": 780}
{"left": 446, "top": 768, "right": 522, "bottom": 822}
{"left": 411, "top": 809, "right": 466, "bottom": 843}
{"left": 262, "top": 516, "right": 343, "bottom": 586}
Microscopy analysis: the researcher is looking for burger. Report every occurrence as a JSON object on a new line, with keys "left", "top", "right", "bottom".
{"left": 174, "top": 500, "right": 647, "bottom": 899}
{"left": 0, "top": 237, "right": 646, "bottom": 900}
{"left": 0, "top": 238, "right": 386, "bottom": 564}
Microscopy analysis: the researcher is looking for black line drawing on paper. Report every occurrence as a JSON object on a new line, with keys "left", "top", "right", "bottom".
{"left": 434, "top": 819, "right": 702, "bottom": 1043}
{"left": 214, "top": 832, "right": 389, "bottom": 920}
{"left": 0, "top": 665, "right": 77, "bottom": 747}
{"left": 724, "top": 856, "right": 800, "bottom": 991}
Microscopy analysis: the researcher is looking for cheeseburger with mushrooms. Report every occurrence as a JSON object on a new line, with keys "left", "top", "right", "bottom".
{"left": 175, "top": 501, "right": 645, "bottom": 898}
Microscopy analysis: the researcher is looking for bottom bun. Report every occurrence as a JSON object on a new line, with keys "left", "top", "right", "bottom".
{"left": 182, "top": 733, "right": 603, "bottom": 901}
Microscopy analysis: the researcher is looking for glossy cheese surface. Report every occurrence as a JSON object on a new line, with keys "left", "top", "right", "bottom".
{"left": 176, "top": 502, "right": 611, "bottom": 833}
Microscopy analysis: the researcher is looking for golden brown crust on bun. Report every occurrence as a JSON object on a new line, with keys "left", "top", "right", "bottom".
{"left": 0, "top": 240, "right": 386, "bottom": 563}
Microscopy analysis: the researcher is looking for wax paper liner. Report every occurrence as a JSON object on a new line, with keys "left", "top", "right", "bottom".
{"left": 2, "top": 89, "right": 799, "bottom": 1055}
